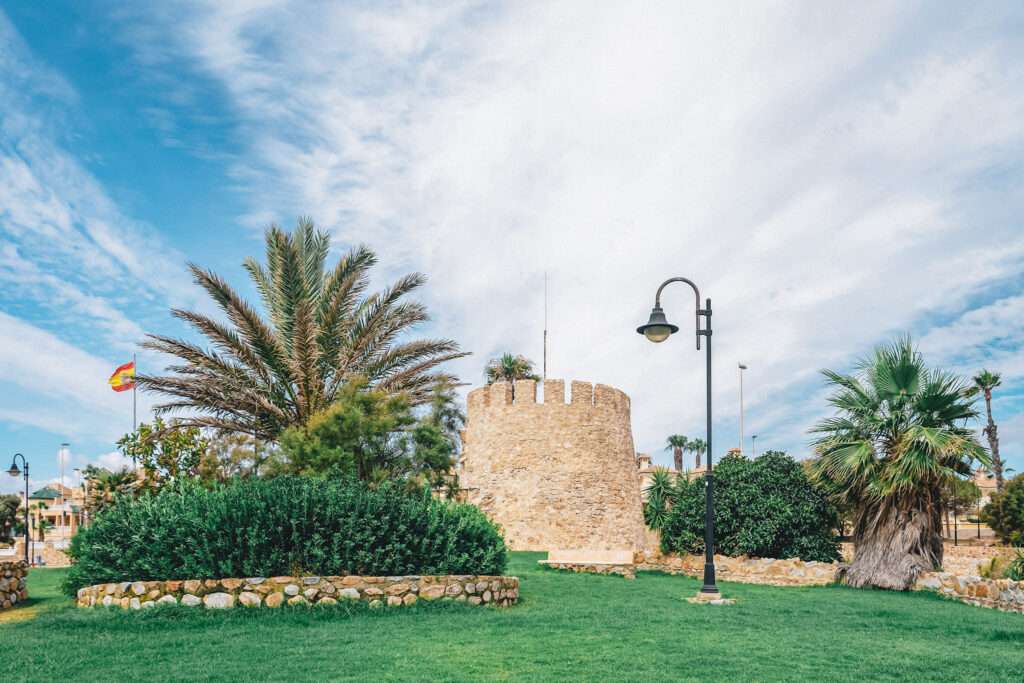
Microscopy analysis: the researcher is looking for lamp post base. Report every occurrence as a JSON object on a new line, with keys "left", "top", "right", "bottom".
{"left": 687, "top": 590, "right": 736, "bottom": 605}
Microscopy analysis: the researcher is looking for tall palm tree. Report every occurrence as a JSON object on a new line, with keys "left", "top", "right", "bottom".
{"left": 972, "top": 369, "right": 1004, "bottom": 493}
{"left": 687, "top": 438, "right": 707, "bottom": 469}
{"left": 665, "top": 435, "right": 688, "bottom": 471}
{"left": 809, "top": 336, "right": 988, "bottom": 590}
{"left": 138, "top": 219, "right": 467, "bottom": 440}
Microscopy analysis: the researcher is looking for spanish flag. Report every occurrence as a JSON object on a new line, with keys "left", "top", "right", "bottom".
{"left": 108, "top": 361, "right": 135, "bottom": 392}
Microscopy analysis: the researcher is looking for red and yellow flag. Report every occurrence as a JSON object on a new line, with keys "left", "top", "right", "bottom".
{"left": 108, "top": 361, "right": 135, "bottom": 392}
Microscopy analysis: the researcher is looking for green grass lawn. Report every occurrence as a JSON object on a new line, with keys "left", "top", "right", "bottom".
{"left": 4, "top": 552, "right": 1023, "bottom": 681}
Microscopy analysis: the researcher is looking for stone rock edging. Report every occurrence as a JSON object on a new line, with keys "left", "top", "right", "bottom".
{"left": 1, "top": 560, "right": 28, "bottom": 610}
{"left": 76, "top": 574, "right": 518, "bottom": 610}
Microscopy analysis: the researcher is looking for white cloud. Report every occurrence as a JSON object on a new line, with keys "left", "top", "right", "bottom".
{"left": 105, "top": 0, "right": 1024, "bottom": 471}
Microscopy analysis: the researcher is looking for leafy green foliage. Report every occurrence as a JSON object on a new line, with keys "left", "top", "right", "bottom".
{"left": 660, "top": 451, "right": 840, "bottom": 562}
{"left": 272, "top": 377, "right": 458, "bottom": 487}
{"left": 63, "top": 475, "right": 506, "bottom": 595}
{"left": 117, "top": 417, "right": 207, "bottom": 492}
{"left": 981, "top": 474, "right": 1024, "bottom": 546}
{"left": 84, "top": 466, "right": 139, "bottom": 515}
{"left": 1004, "top": 547, "right": 1024, "bottom": 582}
{"left": 0, "top": 493, "right": 19, "bottom": 540}
{"left": 643, "top": 469, "right": 676, "bottom": 530}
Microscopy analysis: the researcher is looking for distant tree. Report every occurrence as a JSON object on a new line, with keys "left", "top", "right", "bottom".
{"left": 981, "top": 474, "right": 1024, "bottom": 546}
{"left": 808, "top": 337, "right": 987, "bottom": 590}
{"left": 85, "top": 467, "right": 138, "bottom": 515}
{"left": 199, "top": 432, "right": 270, "bottom": 485}
{"left": 484, "top": 353, "right": 540, "bottom": 397}
{"left": 971, "top": 370, "right": 1004, "bottom": 493}
{"left": 117, "top": 417, "right": 207, "bottom": 492}
{"left": 0, "top": 494, "right": 19, "bottom": 540}
{"left": 939, "top": 478, "right": 981, "bottom": 538}
{"left": 687, "top": 438, "right": 707, "bottom": 469}
{"left": 665, "top": 435, "right": 688, "bottom": 472}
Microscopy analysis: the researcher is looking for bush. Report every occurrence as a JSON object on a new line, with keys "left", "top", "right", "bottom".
{"left": 981, "top": 474, "right": 1024, "bottom": 546}
{"left": 660, "top": 451, "right": 840, "bottom": 563}
{"left": 63, "top": 475, "right": 507, "bottom": 595}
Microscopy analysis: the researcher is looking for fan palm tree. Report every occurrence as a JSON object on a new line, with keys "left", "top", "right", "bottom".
{"left": 687, "top": 438, "right": 707, "bottom": 469}
{"left": 664, "top": 435, "right": 688, "bottom": 471}
{"left": 137, "top": 219, "right": 467, "bottom": 440}
{"left": 972, "top": 369, "right": 1004, "bottom": 493}
{"left": 809, "top": 336, "right": 988, "bottom": 590}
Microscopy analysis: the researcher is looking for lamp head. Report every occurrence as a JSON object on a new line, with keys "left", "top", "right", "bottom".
{"left": 636, "top": 305, "right": 679, "bottom": 343}
{"left": 7, "top": 462, "right": 20, "bottom": 478}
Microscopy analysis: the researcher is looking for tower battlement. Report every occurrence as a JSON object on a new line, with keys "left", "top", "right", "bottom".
{"left": 460, "top": 379, "right": 646, "bottom": 553}
{"left": 466, "top": 379, "right": 630, "bottom": 414}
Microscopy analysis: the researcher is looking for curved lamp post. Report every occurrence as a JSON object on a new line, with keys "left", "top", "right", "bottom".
{"left": 7, "top": 453, "right": 29, "bottom": 567}
{"left": 637, "top": 277, "right": 720, "bottom": 599}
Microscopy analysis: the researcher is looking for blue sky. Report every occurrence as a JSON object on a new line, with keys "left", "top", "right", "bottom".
{"left": 2, "top": 1, "right": 1024, "bottom": 493}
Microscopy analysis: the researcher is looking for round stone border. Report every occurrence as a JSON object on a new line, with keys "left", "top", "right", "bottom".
{"left": 76, "top": 574, "right": 518, "bottom": 610}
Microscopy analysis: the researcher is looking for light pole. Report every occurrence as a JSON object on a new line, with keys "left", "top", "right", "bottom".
{"left": 738, "top": 363, "right": 747, "bottom": 455}
{"left": 60, "top": 442, "right": 69, "bottom": 544}
{"left": 7, "top": 453, "right": 30, "bottom": 567}
{"left": 637, "top": 276, "right": 720, "bottom": 599}
{"left": 752, "top": 434, "right": 758, "bottom": 456}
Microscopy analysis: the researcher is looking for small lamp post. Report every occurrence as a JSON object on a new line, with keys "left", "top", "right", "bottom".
{"left": 752, "top": 434, "right": 758, "bottom": 456}
{"left": 637, "top": 277, "right": 720, "bottom": 600}
{"left": 7, "top": 453, "right": 29, "bottom": 567}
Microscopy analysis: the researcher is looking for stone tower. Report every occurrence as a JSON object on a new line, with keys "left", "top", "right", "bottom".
{"left": 458, "top": 379, "right": 647, "bottom": 553}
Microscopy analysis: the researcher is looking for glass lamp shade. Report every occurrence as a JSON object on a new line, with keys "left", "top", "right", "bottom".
{"left": 636, "top": 306, "right": 679, "bottom": 343}
{"left": 7, "top": 464, "right": 20, "bottom": 477}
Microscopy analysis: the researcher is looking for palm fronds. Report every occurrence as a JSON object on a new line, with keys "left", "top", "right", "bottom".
{"left": 137, "top": 218, "right": 468, "bottom": 440}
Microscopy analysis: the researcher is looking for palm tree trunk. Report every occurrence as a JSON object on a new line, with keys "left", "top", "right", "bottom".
{"left": 673, "top": 446, "right": 682, "bottom": 472}
{"left": 984, "top": 394, "right": 1003, "bottom": 493}
{"left": 837, "top": 499, "right": 942, "bottom": 591}
{"left": 696, "top": 449, "right": 702, "bottom": 469}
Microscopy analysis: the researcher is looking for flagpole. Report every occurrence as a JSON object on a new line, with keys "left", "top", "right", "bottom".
{"left": 132, "top": 353, "right": 137, "bottom": 433}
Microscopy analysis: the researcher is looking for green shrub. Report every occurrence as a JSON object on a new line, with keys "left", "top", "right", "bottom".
{"left": 63, "top": 475, "right": 507, "bottom": 595}
{"left": 660, "top": 451, "right": 840, "bottom": 563}
{"left": 981, "top": 474, "right": 1024, "bottom": 546}
{"left": 1004, "top": 548, "right": 1024, "bottom": 582}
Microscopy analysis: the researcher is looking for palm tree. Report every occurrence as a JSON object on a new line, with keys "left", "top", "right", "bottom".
{"left": 972, "top": 369, "right": 1004, "bottom": 493}
{"left": 665, "top": 435, "right": 688, "bottom": 471}
{"left": 85, "top": 467, "right": 138, "bottom": 514}
{"left": 484, "top": 353, "right": 539, "bottom": 398}
{"left": 687, "top": 438, "right": 707, "bottom": 469}
{"left": 137, "top": 219, "right": 467, "bottom": 440}
{"left": 809, "top": 336, "right": 988, "bottom": 590}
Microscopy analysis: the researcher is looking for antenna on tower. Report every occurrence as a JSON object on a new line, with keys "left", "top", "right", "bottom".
{"left": 543, "top": 271, "right": 548, "bottom": 382}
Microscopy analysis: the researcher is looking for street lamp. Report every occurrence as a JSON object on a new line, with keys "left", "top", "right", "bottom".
{"left": 738, "top": 364, "right": 747, "bottom": 454}
{"left": 752, "top": 434, "right": 758, "bottom": 456}
{"left": 60, "top": 442, "right": 69, "bottom": 544}
{"left": 637, "top": 276, "right": 720, "bottom": 600}
{"left": 7, "top": 453, "right": 29, "bottom": 567}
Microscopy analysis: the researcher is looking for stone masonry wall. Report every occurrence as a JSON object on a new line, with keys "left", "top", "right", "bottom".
{"left": 554, "top": 548, "right": 1024, "bottom": 614}
{"left": 0, "top": 560, "right": 28, "bottom": 610}
{"left": 76, "top": 574, "right": 518, "bottom": 609}
{"left": 459, "top": 379, "right": 647, "bottom": 553}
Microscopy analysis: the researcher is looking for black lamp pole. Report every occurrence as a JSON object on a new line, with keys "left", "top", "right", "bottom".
{"left": 7, "top": 453, "right": 29, "bottom": 567}
{"left": 637, "top": 277, "right": 719, "bottom": 597}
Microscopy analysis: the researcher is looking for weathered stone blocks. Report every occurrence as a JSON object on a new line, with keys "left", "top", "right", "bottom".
{"left": 460, "top": 379, "right": 646, "bottom": 553}
{"left": 0, "top": 561, "right": 28, "bottom": 611}
{"left": 76, "top": 574, "right": 519, "bottom": 610}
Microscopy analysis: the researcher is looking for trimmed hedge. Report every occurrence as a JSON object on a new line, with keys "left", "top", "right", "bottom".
{"left": 660, "top": 451, "right": 840, "bottom": 563}
{"left": 63, "top": 476, "right": 507, "bottom": 595}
